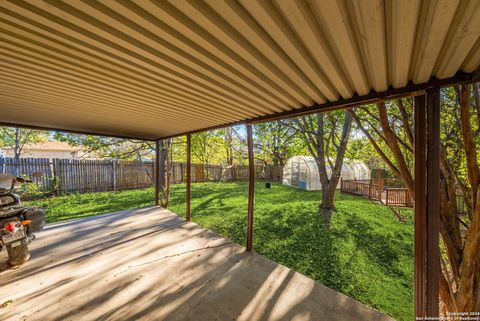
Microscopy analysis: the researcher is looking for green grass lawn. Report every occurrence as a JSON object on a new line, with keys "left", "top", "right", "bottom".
{"left": 27, "top": 182, "right": 413, "bottom": 321}
{"left": 26, "top": 188, "right": 155, "bottom": 223}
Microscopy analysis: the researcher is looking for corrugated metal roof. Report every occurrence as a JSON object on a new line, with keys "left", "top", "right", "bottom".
{"left": 0, "top": 0, "right": 479, "bottom": 139}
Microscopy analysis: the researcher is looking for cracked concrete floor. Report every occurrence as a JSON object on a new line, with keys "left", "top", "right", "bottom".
{"left": 0, "top": 207, "right": 394, "bottom": 321}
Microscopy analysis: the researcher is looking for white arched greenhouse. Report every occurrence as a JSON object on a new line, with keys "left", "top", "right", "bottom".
{"left": 282, "top": 156, "right": 370, "bottom": 191}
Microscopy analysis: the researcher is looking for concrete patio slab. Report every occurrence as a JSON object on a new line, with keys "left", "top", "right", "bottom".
{"left": 0, "top": 207, "right": 394, "bottom": 321}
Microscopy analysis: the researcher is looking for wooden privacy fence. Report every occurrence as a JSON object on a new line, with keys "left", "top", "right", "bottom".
{"left": 0, "top": 158, "right": 154, "bottom": 194}
{"left": 53, "top": 159, "right": 154, "bottom": 193}
{"left": 340, "top": 178, "right": 471, "bottom": 212}
{"left": 0, "top": 158, "right": 53, "bottom": 190}
{"left": 340, "top": 178, "right": 413, "bottom": 207}
{"left": 168, "top": 163, "right": 283, "bottom": 183}
{"left": 384, "top": 188, "right": 413, "bottom": 206}
{"left": 340, "top": 179, "right": 382, "bottom": 200}
{"left": 0, "top": 157, "right": 283, "bottom": 196}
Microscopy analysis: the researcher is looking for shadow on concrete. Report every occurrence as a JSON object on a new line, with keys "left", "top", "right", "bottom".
{"left": 0, "top": 207, "right": 393, "bottom": 321}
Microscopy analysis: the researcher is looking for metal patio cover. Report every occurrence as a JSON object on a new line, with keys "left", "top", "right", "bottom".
{"left": 0, "top": 0, "right": 479, "bottom": 140}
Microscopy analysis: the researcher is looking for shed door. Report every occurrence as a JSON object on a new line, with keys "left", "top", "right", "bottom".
{"left": 291, "top": 161, "right": 300, "bottom": 186}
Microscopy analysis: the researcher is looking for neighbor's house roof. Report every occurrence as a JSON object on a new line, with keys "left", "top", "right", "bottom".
{"left": 0, "top": 0, "right": 479, "bottom": 140}
{"left": 2, "top": 141, "right": 82, "bottom": 152}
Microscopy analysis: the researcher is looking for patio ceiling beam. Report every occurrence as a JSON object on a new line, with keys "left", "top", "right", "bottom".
{"left": 0, "top": 72, "right": 476, "bottom": 142}
{"left": 156, "top": 71, "right": 478, "bottom": 141}
{"left": 246, "top": 72, "right": 478, "bottom": 125}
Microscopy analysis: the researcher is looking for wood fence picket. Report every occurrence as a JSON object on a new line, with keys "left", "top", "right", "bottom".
{"left": 0, "top": 157, "right": 283, "bottom": 196}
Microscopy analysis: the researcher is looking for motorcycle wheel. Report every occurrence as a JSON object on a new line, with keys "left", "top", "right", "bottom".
{"left": 6, "top": 238, "right": 30, "bottom": 267}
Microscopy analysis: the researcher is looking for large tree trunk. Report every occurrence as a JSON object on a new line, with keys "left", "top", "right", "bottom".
{"left": 455, "top": 84, "right": 480, "bottom": 311}
{"left": 378, "top": 102, "right": 414, "bottom": 196}
{"left": 14, "top": 128, "right": 21, "bottom": 176}
{"left": 156, "top": 139, "right": 171, "bottom": 207}
{"left": 272, "top": 143, "right": 281, "bottom": 167}
{"left": 294, "top": 111, "right": 352, "bottom": 228}
{"left": 439, "top": 154, "right": 464, "bottom": 283}
{"left": 318, "top": 111, "right": 352, "bottom": 227}
{"left": 272, "top": 120, "right": 283, "bottom": 167}
{"left": 472, "top": 83, "right": 480, "bottom": 130}
{"left": 226, "top": 127, "right": 233, "bottom": 166}
{"left": 457, "top": 190, "right": 480, "bottom": 311}
{"left": 320, "top": 182, "right": 336, "bottom": 226}
{"left": 158, "top": 140, "right": 168, "bottom": 188}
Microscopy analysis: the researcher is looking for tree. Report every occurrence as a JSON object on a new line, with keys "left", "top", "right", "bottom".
{"left": 351, "top": 100, "right": 414, "bottom": 194}
{"left": 455, "top": 85, "right": 480, "bottom": 311}
{"left": 156, "top": 139, "right": 172, "bottom": 207}
{"left": 53, "top": 132, "right": 154, "bottom": 160}
{"left": 0, "top": 127, "right": 48, "bottom": 161}
{"left": 351, "top": 85, "right": 480, "bottom": 313}
{"left": 190, "top": 131, "right": 226, "bottom": 166}
{"left": 253, "top": 120, "right": 300, "bottom": 166}
{"left": 292, "top": 110, "right": 353, "bottom": 227}
{"left": 224, "top": 127, "right": 234, "bottom": 166}
{"left": 53, "top": 132, "right": 182, "bottom": 207}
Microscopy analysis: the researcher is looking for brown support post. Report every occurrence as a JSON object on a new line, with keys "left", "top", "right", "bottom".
{"left": 246, "top": 124, "right": 254, "bottom": 252}
{"left": 186, "top": 134, "right": 191, "bottom": 221}
{"left": 414, "top": 95, "right": 427, "bottom": 317}
{"left": 180, "top": 163, "right": 184, "bottom": 183}
{"left": 426, "top": 87, "right": 440, "bottom": 317}
{"left": 414, "top": 93, "right": 427, "bottom": 317}
{"left": 414, "top": 89, "right": 440, "bottom": 318}
{"left": 155, "top": 140, "right": 160, "bottom": 206}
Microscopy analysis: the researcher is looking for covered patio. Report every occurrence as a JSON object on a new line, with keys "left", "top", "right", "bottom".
{"left": 0, "top": 207, "right": 392, "bottom": 321}
{"left": 1, "top": 0, "right": 480, "bottom": 319}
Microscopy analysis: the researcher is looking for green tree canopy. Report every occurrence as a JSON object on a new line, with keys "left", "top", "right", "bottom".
{"left": 0, "top": 127, "right": 48, "bottom": 160}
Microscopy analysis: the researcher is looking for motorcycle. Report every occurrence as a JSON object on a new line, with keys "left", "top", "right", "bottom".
{"left": 0, "top": 173, "right": 45, "bottom": 267}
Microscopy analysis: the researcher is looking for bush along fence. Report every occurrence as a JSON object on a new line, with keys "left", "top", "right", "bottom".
{"left": 0, "top": 157, "right": 283, "bottom": 198}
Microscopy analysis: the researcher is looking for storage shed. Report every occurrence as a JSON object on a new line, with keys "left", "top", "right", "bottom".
{"left": 282, "top": 156, "right": 370, "bottom": 191}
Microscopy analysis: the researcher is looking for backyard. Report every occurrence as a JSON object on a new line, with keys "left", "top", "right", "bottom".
{"left": 27, "top": 182, "right": 413, "bottom": 321}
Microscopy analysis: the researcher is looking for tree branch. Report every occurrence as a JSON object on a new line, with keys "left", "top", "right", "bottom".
{"left": 349, "top": 109, "right": 402, "bottom": 178}
{"left": 397, "top": 99, "right": 414, "bottom": 146}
